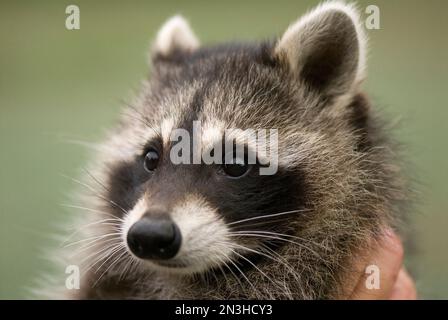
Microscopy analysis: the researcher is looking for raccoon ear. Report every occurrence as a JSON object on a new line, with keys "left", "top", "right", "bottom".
{"left": 152, "top": 15, "right": 200, "bottom": 58}
{"left": 274, "top": 1, "right": 367, "bottom": 96}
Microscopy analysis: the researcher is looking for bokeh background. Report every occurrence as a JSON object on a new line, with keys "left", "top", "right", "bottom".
{"left": 1, "top": 0, "right": 447, "bottom": 299}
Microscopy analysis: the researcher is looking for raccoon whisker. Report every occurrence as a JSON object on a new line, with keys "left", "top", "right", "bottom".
{"left": 93, "top": 248, "right": 129, "bottom": 287}
{"left": 227, "top": 209, "right": 310, "bottom": 227}
{"left": 66, "top": 231, "right": 123, "bottom": 250}
{"left": 83, "top": 168, "right": 134, "bottom": 211}
{"left": 80, "top": 246, "right": 123, "bottom": 276}
{"left": 124, "top": 104, "right": 163, "bottom": 140}
{"left": 228, "top": 233, "right": 322, "bottom": 260}
{"left": 227, "top": 242, "right": 301, "bottom": 285}
{"left": 214, "top": 242, "right": 265, "bottom": 295}
{"left": 230, "top": 230, "right": 327, "bottom": 250}
{"left": 112, "top": 252, "right": 133, "bottom": 281}
{"left": 76, "top": 239, "right": 123, "bottom": 264}
{"left": 79, "top": 242, "right": 123, "bottom": 276}
{"left": 60, "top": 174, "right": 128, "bottom": 215}
{"left": 118, "top": 256, "right": 134, "bottom": 281}
{"left": 229, "top": 248, "right": 289, "bottom": 297}
{"left": 215, "top": 255, "right": 244, "bottom": 289}
{"left": 249, "top": 243, "right": 299, "bottom": 275}
{"left": 124, "top": 103, "right": 158, "bottom": 130}
{"left": 83, "top": 168, "right": 110, "bottom": 193}
{"left": 67, "top": 230, "right": 118, "bottom": 251}
{"left": 199, "top": 268, "right": 211, "bottom": 287}
{"left": 90, "top": 243, "right": 126, "bottom": 275}
{"left": 128, "top": 114, "right": 161, "bottom": 141}
{"left": 258, "top": 243, "right": 302, "bottom": 279}
{"left": 89, "top": 222, "right": 123, "bottom": 227}
{"left": 207, "top": 268, "right": 216, "bottom": 286}
{"left": 62, "top": 219, "right": 122, "bottom": 247}
{"left": 74, "top": 230, "right": 122, "bottom": 253}
{"left": 225, "top": 256, "right": 258, "bottom": 296}
{"left": 208, "top": 266, "right": 221, "bottom": 289}
{"left": 256, "top": 244, "right": 308, "bottom": 296}
{"left": 62, "top": 138, "right": 103, "bottom": 152}
{"left": 76, "top": 239, "right": 124, "bottom": 271}
{"left": 114, "top": 256, "right": 131, "bottom": 282}
{"left": 213, "top": 256, "right": 231, "bottom": 287}
{"left": 118, "top": 255, "right": 140, "bottom": 281}
{"left": 229, "top": 218, "right": 301, "bottom": 231}
{"left": 63, "top": 232, "right": 122, "bottom": 248}
{"left": 74, "top": 220, "right": 123, "bottom": 231}
{"left": 229, "top": 231, "right": 319, "bottom": 254}
{"left": 129, "top": 257, "right": 142, "bottom": 276}
{"left": 60, "top": 203, "right": 121, "bottom": 220}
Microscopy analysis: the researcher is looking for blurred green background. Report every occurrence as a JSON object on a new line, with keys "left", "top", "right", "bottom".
{"left": 0, "top": 0, "right": 447, "bottom": 299}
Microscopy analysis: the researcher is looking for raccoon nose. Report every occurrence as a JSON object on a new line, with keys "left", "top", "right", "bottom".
{"left": 127, "top": 218, "right": 181, "bottom": 260}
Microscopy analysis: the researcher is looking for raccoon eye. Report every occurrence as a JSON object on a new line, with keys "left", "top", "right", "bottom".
{"left": 222, "top": 157, "right": 251, "bottom": 178}
{"left": 143, "top": 148, "right": 160, "bottom": 172}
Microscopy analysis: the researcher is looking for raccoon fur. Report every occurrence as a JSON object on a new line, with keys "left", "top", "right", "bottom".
{"left": 46, "top": 1, "right": 408, "bottom": 299}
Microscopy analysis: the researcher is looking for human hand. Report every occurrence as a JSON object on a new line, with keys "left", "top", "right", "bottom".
{"left": 348, "top": 229, "right": 417, "bottom": 300}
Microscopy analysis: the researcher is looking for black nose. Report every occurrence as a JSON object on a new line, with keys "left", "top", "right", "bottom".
{"left": 127, "top": 218, "right": 181, "bottom": 260}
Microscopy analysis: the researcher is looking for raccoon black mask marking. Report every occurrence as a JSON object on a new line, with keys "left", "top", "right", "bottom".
{"left": 48, "top": 1, "right": 408, "bottom": 299}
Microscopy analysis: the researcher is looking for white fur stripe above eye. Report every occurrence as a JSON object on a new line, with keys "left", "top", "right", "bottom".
{"left": 161, "top": 118, "right": 175, "bottom": 146}
{"left": 201, "top": 121, "right": 225, "bottom": 150}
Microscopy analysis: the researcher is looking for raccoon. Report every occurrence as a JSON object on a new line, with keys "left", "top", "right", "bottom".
{"left": 51, "top": 1, "right": 408, "bottom": 299}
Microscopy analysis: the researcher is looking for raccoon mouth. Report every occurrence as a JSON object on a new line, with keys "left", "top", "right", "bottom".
{"left": 150, "top": 259, "right": 189, "bottom": 269}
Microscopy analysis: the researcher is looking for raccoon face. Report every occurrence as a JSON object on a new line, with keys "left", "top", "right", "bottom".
{"left": 97, "top": 2, "right": 368, "bottom": 275}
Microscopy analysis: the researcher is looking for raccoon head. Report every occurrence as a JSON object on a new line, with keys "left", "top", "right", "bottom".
{"left": 93, "top": 2, "right": 374, "bottom": 277}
